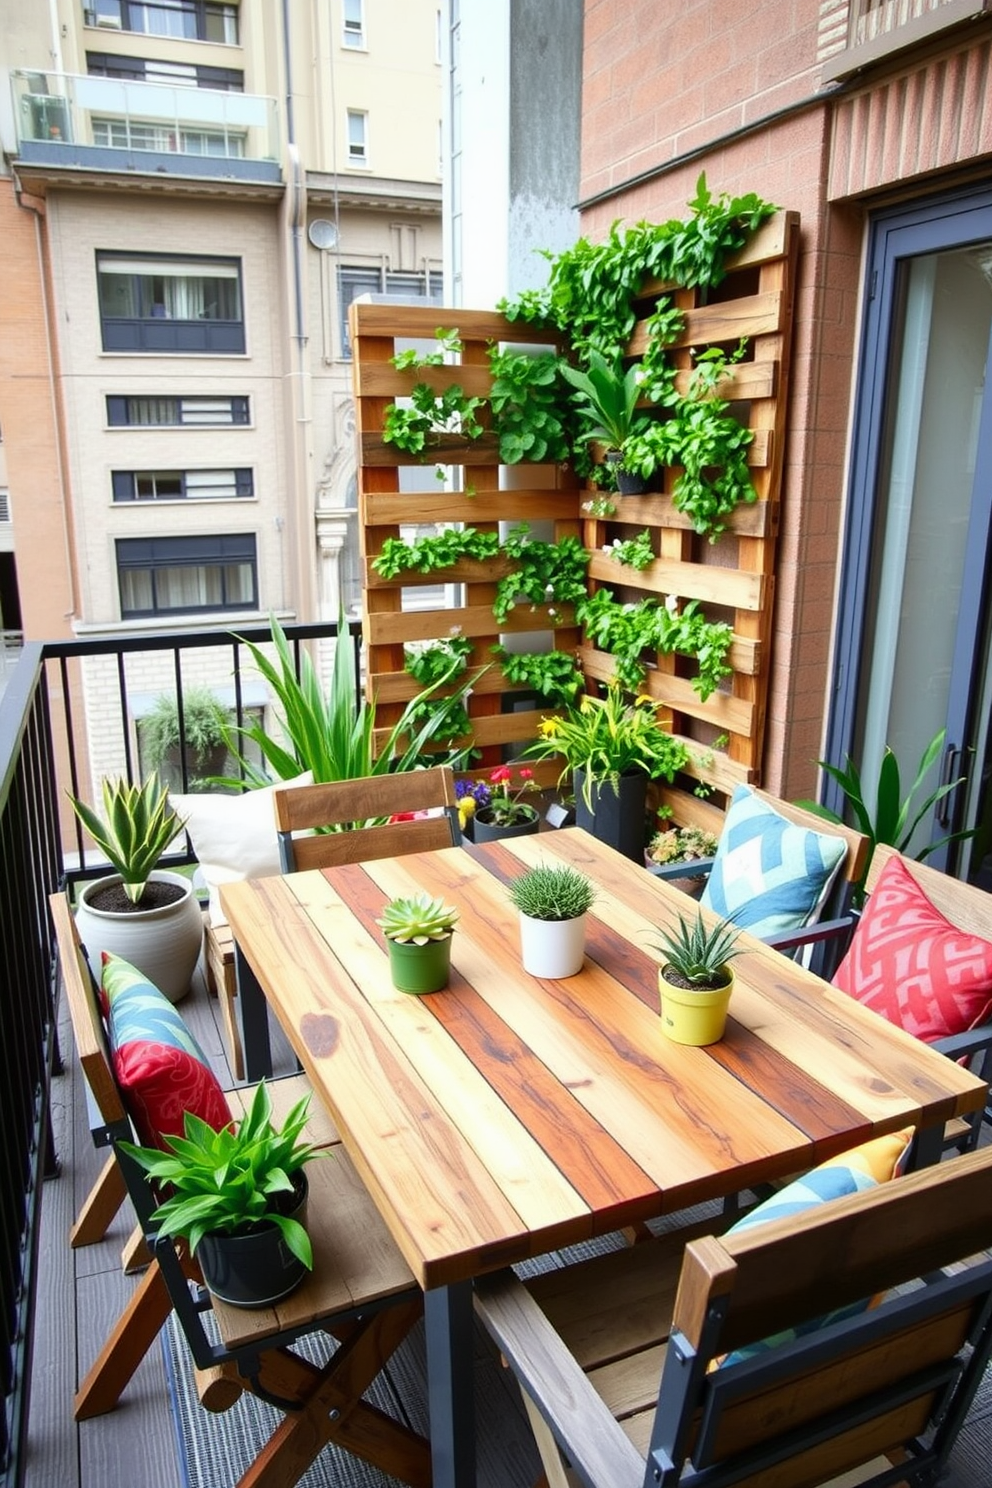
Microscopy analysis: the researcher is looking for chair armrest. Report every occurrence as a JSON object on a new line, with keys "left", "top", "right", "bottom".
{"left": 933, "top": 1026, "right": 992, "bottom": 1062}
{"left": 647, "top": 857, "right": 715, "bottom": 883}
{"left": 763, "top": 913, "right": 856, "bottom": 953}
{"left": 473, "top": 1269, "right": 644, "bottom": 1488}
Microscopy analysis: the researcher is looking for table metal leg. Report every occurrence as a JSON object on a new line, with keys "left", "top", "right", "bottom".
{"left": 424, "top": 1281, "right": 476, "bottom": 1488}
{"left": 908, "top": 1121, "right": 943, "bottom": 1171}
{"left": 234, "top": 942, "right": 273, "bottom": 1082}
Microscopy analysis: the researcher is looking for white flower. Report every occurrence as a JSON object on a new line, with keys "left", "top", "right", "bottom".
{"left": 664, "top": 594, "right": 679, "bottom": 616}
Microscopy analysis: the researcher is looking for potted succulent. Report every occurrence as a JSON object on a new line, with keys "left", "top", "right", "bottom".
{"left": 376, "top": 892, "right": 460, "bottom": 994}
{"left": 464, "top": 764, "right": 541, "bottom": 843}
{"left": 651, "top": 909, "right": 743, "bottom": 1046}
{"left": 560, "top": 349, "right": 652, "bottom": 493}
{"left": 506, "top": 862, "right": 596, "bottom": 979}
{"left": 526, "top": 683, "right": 691, "bottom": 863}
{"left": 646, "top": 823, "right": 720, "bottom": 897}
{"left": 120, "top": 1080, "right": 324, "bottom": 1308}
{"left": 69, "top": 773, "right": 202, "bottom": 1002}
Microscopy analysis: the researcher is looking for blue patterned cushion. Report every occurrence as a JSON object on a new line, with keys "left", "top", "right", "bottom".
{"left": 717, "top": 1129, "right": 913, "bottom": 1367}
{"left": 700, "top": 787, "right": 847, "bottom": 938}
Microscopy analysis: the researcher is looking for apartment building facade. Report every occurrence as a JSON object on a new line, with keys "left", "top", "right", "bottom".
{"left": 0, "top": 0, "right": 442, "bottom": 660}
{"left": 580, "top": 0, "right": 992, "bottom": 881}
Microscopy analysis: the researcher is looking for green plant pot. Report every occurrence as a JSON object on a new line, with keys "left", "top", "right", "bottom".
{"left": 195, "top": 1172, "right": 310, "bottom": 1308}
{"left": 471, "top": 806, "right": 541, "bottom": 843}
{"left": 387, "top": 934, "right": 453, "bottom": 994}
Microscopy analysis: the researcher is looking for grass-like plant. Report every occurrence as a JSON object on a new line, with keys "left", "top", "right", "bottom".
{"left": 68, "top": 773, "right": 185, "bottom": 905}
{"left": 223, "top": 613, "right": 477, "bottom": 786}
{"left": 377, "top": 893, "right": 459, "bottom": 944}
{"left": 652, "top": 909, "right": 742, "bottom": 989}
{"left": 119, "top": 1080, "right": 323, "bottom": 1267}
{"left": 507, "top": 863, "right": 596, "bottom": 922}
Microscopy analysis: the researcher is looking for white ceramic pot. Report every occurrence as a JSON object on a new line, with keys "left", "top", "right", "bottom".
{"left": 518, "top": 912, "right": 587, "bottom": 979}
{"left": 74, "top": 870, "right": 203, "bottom": 1003}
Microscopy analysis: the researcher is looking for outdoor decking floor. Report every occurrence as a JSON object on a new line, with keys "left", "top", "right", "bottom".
{"left": 22, "top": 953, "right": 992, "bottom": 1488}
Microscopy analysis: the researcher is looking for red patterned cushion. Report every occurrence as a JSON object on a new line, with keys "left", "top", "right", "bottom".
{"left": 102, "top": 953, "right": 232, "bottom": 1148}
{"left": 832, "top": 857, "right": 992, "bottom": 1042}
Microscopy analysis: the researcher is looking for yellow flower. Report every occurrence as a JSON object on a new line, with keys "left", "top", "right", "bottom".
{"left": 458, "top": 798, "right": 477, "bottom": 829}
{"left": 538, "top": 717, "right": 560, "bottom": 739}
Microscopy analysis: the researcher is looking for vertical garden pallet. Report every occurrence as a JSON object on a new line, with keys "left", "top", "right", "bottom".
{"left": 351, "top": 209, "right": 799, "bottom": 816}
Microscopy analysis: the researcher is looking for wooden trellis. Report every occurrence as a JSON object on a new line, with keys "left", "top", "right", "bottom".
{"left": 350, "top": 209, "right": 799, "bottom": 824}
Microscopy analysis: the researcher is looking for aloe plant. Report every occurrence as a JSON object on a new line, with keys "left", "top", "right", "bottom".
{"left": 377, "top": 893, "right": 459, "bottom": 944}
{"left": 68, "top": 774, "right": 185, "bottom": 905}
{"left": 652, "top": 910, "right": 742, "bottom": 989}
{"left": 799, "top": 727, "right": 975, "bottom": 901}
{"left": 119, "top": 1080, "right": 322, "bottom": 1267}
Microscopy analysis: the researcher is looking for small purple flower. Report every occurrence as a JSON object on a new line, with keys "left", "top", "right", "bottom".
{"left": 455, "top": 779, "right": 491, "bottom": 807}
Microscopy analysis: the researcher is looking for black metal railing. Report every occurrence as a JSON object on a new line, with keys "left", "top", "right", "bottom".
{"left": 0, "top": 616, "right": 357, "bottom": 1486}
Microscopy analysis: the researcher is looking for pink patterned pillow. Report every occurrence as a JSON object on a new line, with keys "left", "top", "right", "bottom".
{"left": 832, "top": 856, "right": 992, "bottom": 1042}
{"left": 102, "top": 953, "right": 232, "bottom": 1149}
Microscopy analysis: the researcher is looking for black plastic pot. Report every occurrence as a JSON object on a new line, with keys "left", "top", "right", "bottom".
{"left": 195, "top": 1172, "right": 310, "bottom": 1308}
{"left": 573, "top": 768, "right": 649, "bottom": 863}
{"left": 470, "top": 806, "right": 541, "bottom": 843}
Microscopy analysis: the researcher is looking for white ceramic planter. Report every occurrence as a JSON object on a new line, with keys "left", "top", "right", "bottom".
{"left": 74, "top": 870, "right": 203, "bottom": 1003}
{"left": 518, "top": 912, "right": 587, "bottom": 979}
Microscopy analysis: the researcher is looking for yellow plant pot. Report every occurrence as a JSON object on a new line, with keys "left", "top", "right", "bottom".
{"left": 658, "top": 968, "right": 734, "bottom": 1046}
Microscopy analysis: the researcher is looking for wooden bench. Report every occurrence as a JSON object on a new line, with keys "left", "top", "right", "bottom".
{"left": 52, "top": 892, "right": 430, "bottom": 1488}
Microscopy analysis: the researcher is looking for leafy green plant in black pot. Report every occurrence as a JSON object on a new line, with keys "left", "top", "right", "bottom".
{"left": 139, "top": 685, "right": 233, "bottom": 793}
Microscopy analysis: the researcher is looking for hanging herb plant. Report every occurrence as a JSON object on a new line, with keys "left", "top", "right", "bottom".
{"left": 603, "top": 530, "right": 655, "bottom": 571}
{"left": 656, "top": 340, "right": 756, "bottom": 539}
{"left": 492, "top": 646, "right": 584, "bottom": 708}
{"left": 493, "top": 527, "right": 590, "bottom": 625}
{"left": 487, "top": 346, "right": 573, "bottom": 465}
{"left": 383, "top": 328, "right": 487, "bottom": 457}
{"left": 404, "top": 634, "right": 474, "bottom": 686}
{"left": 372, "top": 527, "right": 501, "bottom": 580}
{"left": 577, "top": 588, "right": 733, "bottom": 700}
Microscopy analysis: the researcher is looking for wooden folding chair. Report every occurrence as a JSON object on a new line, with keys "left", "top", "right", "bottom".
{"left": 273, "top": 764, "right": 461, "bottom": 871}
{"left": 52, "top": 893, "right": 430, "bottom": 1488}
{"left": 476, "top": 1145, "right": 992, "bottom": 1488}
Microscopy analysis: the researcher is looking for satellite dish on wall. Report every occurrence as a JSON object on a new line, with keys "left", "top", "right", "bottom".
{"left": 308, "top": 219, "right": 339, "bottom": 250}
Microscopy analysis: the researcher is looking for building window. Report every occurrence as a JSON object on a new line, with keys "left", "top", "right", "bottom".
{"left": 347, "top": 109, "right": 368, "bottom": 165}
{"left": 107, "top": 394, "right": 250, "bottom": 425}
{"left": 343, "top": 0, "right": 364, "bottom": 48}
{"left": 0, "top": 490, "right": 10, "bottom": 524}
{"left": 337, "top": 265, "right": 444, "bottom": 358}
{"left": 97, "top": 253, "right": 245, "bottom": 354}
{"left": 87, "top": 52, "right": 243, "bottom": 89}
{"left": 112, "top": 468, "right": 253, "bottom": 501}
{"left": 85, "top": 2, "right": 240, "bottom": 43}
{"left": 91, "top": 117, "right": 245, "bottom": 157}
{"left": 117, "top": 533, "right": 257, "bottom": 617}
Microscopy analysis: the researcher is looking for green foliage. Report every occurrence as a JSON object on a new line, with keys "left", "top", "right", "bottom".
{"left": 651, "top": 908, "right": 742, "bottom": 987}
{"left": 119, "top": 1081, "right": 322, "bottom": 1267}
{"left": 372, "top": 527, "right": 501, "bottom": 580}
{"left": 68, "top": 774, "right": 185, "bottom": 905}
{"left": 507, "top": 863, "right": 596, "bottom": 922}
{"left": 577, "top": 589, "right": 733, "bottom": 701}
{"left": 499, "top": 174, "right": 777, "bottom": 360}
{"left": 222, "top": 614, "right": 476, "bottom": 786}
{"left": 798, "top": 727, "right": 975, "bottom": 901}
{"left": 559, "top": 349, "right": 648, "bottom": 452}
{"left": 404, "top": 634, "right": 474, "bottom": 687}
{"left": 390, "top": 328, "right": 463, "bottom": 371}
{"left": 657, "top": 340, "right": 757, "bottom": 539}
{"left": 494, "top": 527, "right": 590, "bottom": 625}
{"left": 526, "top": 682, "right": 690, "bottom": 807}
{"left": 377, "top": 892, "right": 459, "bottom": 943}
{"left": 493, "top": 646, "right": 584, "bottom": 708}
{"left": 487, "top": 346, "right": 572, "bottom": 464}
{"left": 603, "top": 529, "right": 655, "bottom": 571}
{"left": 382, "top": 382, "right": 486, "bottom": 455}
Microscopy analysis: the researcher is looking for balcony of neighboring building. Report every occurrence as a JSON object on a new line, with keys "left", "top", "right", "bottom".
{"left": 9, "top": 69, "right": 281, "bottom": 186}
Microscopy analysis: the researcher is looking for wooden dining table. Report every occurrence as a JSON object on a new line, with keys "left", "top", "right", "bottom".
{"left": 220, "top": 827, "right": 988, "bottom": 1488}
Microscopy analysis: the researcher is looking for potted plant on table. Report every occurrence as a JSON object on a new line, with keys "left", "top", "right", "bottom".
{"left": 651, "top": 909, "right": 743, "bottom": 1046}
{"left": 526, "top": 683, "right": 691, "bottom": 863}
{"left": 507, "top": 862, "right": 596, "bottom": 979}
{"left": 377, "top": 892, "right": 460, "bottom": 994}
{"left": 120, "top": 1080, "right": 323, "bottom": 1309}
{"left": 69, "top": 774, "right": 202, "bottom": 1003}
{"left": 463, "top": 764, "right": 541, "bottom": 843}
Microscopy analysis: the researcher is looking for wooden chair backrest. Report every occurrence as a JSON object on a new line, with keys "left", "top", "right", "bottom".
{"left": 273, "top": 766, "right": 461, "bottom": 871}
{"left": 664, "top": 1145, "right": 992, "bottom": 1488}
{"left": 751, "top": 787, "right": 870, "bottom": 886}
{"left": 866, "top": 843, "right": 992, "bottom": 936}
{"left": 50, "top": 891, "right": 128, "bottom": 1133}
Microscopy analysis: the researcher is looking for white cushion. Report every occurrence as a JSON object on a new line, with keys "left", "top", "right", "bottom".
{"left": 171, "top": 773, "right": 312, "bottom": 926}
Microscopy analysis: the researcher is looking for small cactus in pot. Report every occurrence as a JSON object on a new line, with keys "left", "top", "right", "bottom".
{"left": 376, "top": 892, "right": 459, "bottom": 992}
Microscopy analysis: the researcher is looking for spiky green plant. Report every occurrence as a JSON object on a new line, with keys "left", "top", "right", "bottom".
{"left": 652, "top": 910, "right": 742, "bottom": 988}
{"left": 68, "top": 773, "right": 185, "bottom": 905}
{"left": 559, "top": 349, "right": 648, "bottom": 453}
{"left": 119, "top": 1080, "right": 322, "bottom": 1267}
{"left": 377, "top": 893, "right": 459, "bottom": 944}
{"left": 506, "top": 863, "right": 596, "bottom": 922}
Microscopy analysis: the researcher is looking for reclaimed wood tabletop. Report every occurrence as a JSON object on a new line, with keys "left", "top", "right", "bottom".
{"left": 220, "top": 828, "right": 987, "bottom": 1292}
